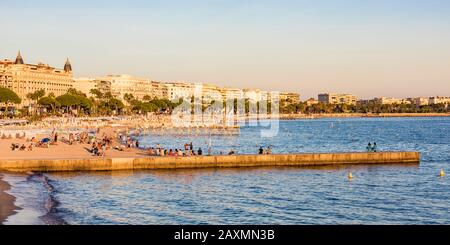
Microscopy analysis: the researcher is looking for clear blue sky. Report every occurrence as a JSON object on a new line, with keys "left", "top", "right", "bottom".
{"left": 1, "top": 0, "right": 450, "bottom": 99}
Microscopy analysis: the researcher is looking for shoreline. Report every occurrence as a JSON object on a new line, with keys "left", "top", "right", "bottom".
{"left": 0, "top": 174, "right": 21, "bottom": 225}
{"left": 275, "top": 113, "right": 450, "bottom": 120}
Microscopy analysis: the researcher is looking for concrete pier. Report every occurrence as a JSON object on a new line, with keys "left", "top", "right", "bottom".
{"left": 0, "top": 152, "right": 420, "bottom": 172}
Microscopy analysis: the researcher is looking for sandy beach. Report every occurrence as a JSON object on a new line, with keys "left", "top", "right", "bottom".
{"left": 0, "top": 135, "right": 144, "bottom": 161}
{"left": 0, "top": 174, "right": 20, "bottom": 224}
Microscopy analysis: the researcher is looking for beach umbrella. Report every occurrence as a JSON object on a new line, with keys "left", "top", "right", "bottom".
{"left": 41, "top": 138, "right": 51, "bottom": 143}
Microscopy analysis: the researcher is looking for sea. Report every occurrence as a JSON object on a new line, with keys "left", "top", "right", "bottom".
{"left": 2, "top": 117, "right": 450, "bottom": 224}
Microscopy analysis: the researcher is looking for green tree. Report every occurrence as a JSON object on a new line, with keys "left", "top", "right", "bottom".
{"left": 89, "top": 89, "right": 103, "bottom": 99}
{"left": 67, "top": 88, "right": 86, "bottom": 97}
{"left": 123, "top": 93, "right": 135, "bottom": 104}
{"left": 26, "top": 89, "right": 45, "bottom": 114}
{"left": 56, "top": 93, "right": 93, "bottom": 114}
{"left": 0, "top": 87, "right": 22, "bottom": 104}
{"left": 142, "top": 95, "right": 152, "bottom": 101}
{"left": 38, "top": 96, "right": 60, "bottom": 113}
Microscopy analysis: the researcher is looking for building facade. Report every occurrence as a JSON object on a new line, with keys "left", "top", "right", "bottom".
{"left": 220, "top": 87, "right": 244, "bottom": 101}
{"left": 73, "top": 77, "right": 98, "bottom": 96}
{"left": 97, "top": 74, "right": 154, "bottom": 101}
{"left": 429, "top": 96, "right": 450, "bottom": 105}
{"left": 373, "top": 97, "right": 411, "bottom": 105}
{"left": 318, "top": 93, "right": 358, "bottom": 105}
{"left": 409, "top": 97, "right": 429, "bottom": 106}
{"left": 166, "top": 81, "right": 195, "bottom": 101}
{"left": 306, "top": 98, "right": 319, "bottom": 106}
{"left": 1, "top": 52, "right": 73, "bottom": 107}
{"left": 280, "top": 92, "right": 301, "bottom": 104}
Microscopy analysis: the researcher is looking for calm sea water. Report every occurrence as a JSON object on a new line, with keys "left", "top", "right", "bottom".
{"left": 6, "top": 117, "right": 450, "bottom": 224}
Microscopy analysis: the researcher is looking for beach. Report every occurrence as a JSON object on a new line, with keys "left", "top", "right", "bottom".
{"left": 0, "top": 135, "right": 143, "bottom": 161}
{"left": 0, "top": 174, "right": 20, "bottom": 224}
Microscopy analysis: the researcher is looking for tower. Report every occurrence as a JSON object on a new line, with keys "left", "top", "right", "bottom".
{"left": 15, "top": 51, "right": 24, "bottom": 65}
{"left": 64, "top": 57, "right": 72, "bottom": 73}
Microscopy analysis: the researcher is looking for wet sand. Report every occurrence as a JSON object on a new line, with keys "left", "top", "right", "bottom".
{"left": 0, "top": 174, "right": 20, "bottom": 224}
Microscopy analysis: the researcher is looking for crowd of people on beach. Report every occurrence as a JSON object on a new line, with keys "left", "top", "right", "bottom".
{"left": 8, "top": 133, "right": 53, "bottom": 152}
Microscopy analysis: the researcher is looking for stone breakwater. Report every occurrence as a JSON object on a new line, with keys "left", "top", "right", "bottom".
{"left": 0, "top": 152, "right": 420, "bottom": 172}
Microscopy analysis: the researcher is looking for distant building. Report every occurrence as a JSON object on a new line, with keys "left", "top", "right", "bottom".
{"left": 305, "top": 98, "right": 319, "bottom": 106}
{"left": 151, "top": 81, "right": 169, "bottom": 100}
{"left": 97, "top": 74, "right": 154, "bottom": 101}
{"left": 373, "top": 97, "right": 411, "bottom": 105}
{"left": 220, "top": 87, "right": 244, "bottom": 101}
{"left": 0, "top": 51, "right": 73, "bottom": 108}
{"left": 242, "top": 89, "right": 277, "bottom": 103}
{"left": 0, "top": 52, "right": 73, "bottom": 107}
{"left": 95, "top": 79, "right": 111, "bottom": 95}
{"left": 280, "top": 92, "right": 301, "bottom": 104}
{"left": 429, "top": 96, "right": 450, "bottom": 105}
{"left": 409, "top": 97, "right": 429, "bottom": 106}
{"left": 201, "top": 83, "right": 223, "bottom": 102}
{"left": 73, "top": 78, "right": 98, "bottom": 96}
{"left": 318, "top": 93, "right": 357, "bottom": 105}
{"left": 166, "top": 81, "right": 195, "bottom": 101}
{"left": 356, "top": 99, "right": 369, "bottom": 106}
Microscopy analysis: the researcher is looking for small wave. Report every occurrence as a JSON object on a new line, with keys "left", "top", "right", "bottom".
{"left": 27, "top": 173, "right": 67, "bottom": 225}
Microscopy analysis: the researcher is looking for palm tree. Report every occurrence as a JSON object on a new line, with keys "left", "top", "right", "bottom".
{"left": 26, "top": 89, "right": 45, "bottom": 115}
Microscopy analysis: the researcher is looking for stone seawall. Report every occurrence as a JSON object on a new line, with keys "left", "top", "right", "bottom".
{"left": 0, "top": 152, "right": 420, "bottom": 172}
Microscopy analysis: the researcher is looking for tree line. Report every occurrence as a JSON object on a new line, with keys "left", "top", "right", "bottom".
{"left": 279, "top": 100, "right": 450, "bottom": 114}
{"left": 1, "top": 87, "right": 449, "bottom": 118}
{"left": 0, "top": 87, "right": 181, "bottom": 118}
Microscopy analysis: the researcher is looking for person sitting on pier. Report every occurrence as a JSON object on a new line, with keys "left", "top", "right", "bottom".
{"left": 91, "top": 142, "right": 99, "bottom": 156}
{"left": 198, "top": 148, "right": 203, "bottom": 156}
{"left": 228, "top": 149, "right": 236, "bottom": 155}
{"left": 69, "top": 133, "right": 75, "bottom": 145}
{"left": 366, "top": 143, "right": 373, "bottom": 152}
{"left": 267, "top": 146, "right": 272, "bottom": 155}
{"left": 11, "top": 143, "right": 19, "bottom": 151}
{"left": 372, "top": 142, "right": 378, "bottom": 152}
{"left": 259, "top": 146, "right": 264, "bottom": 155}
